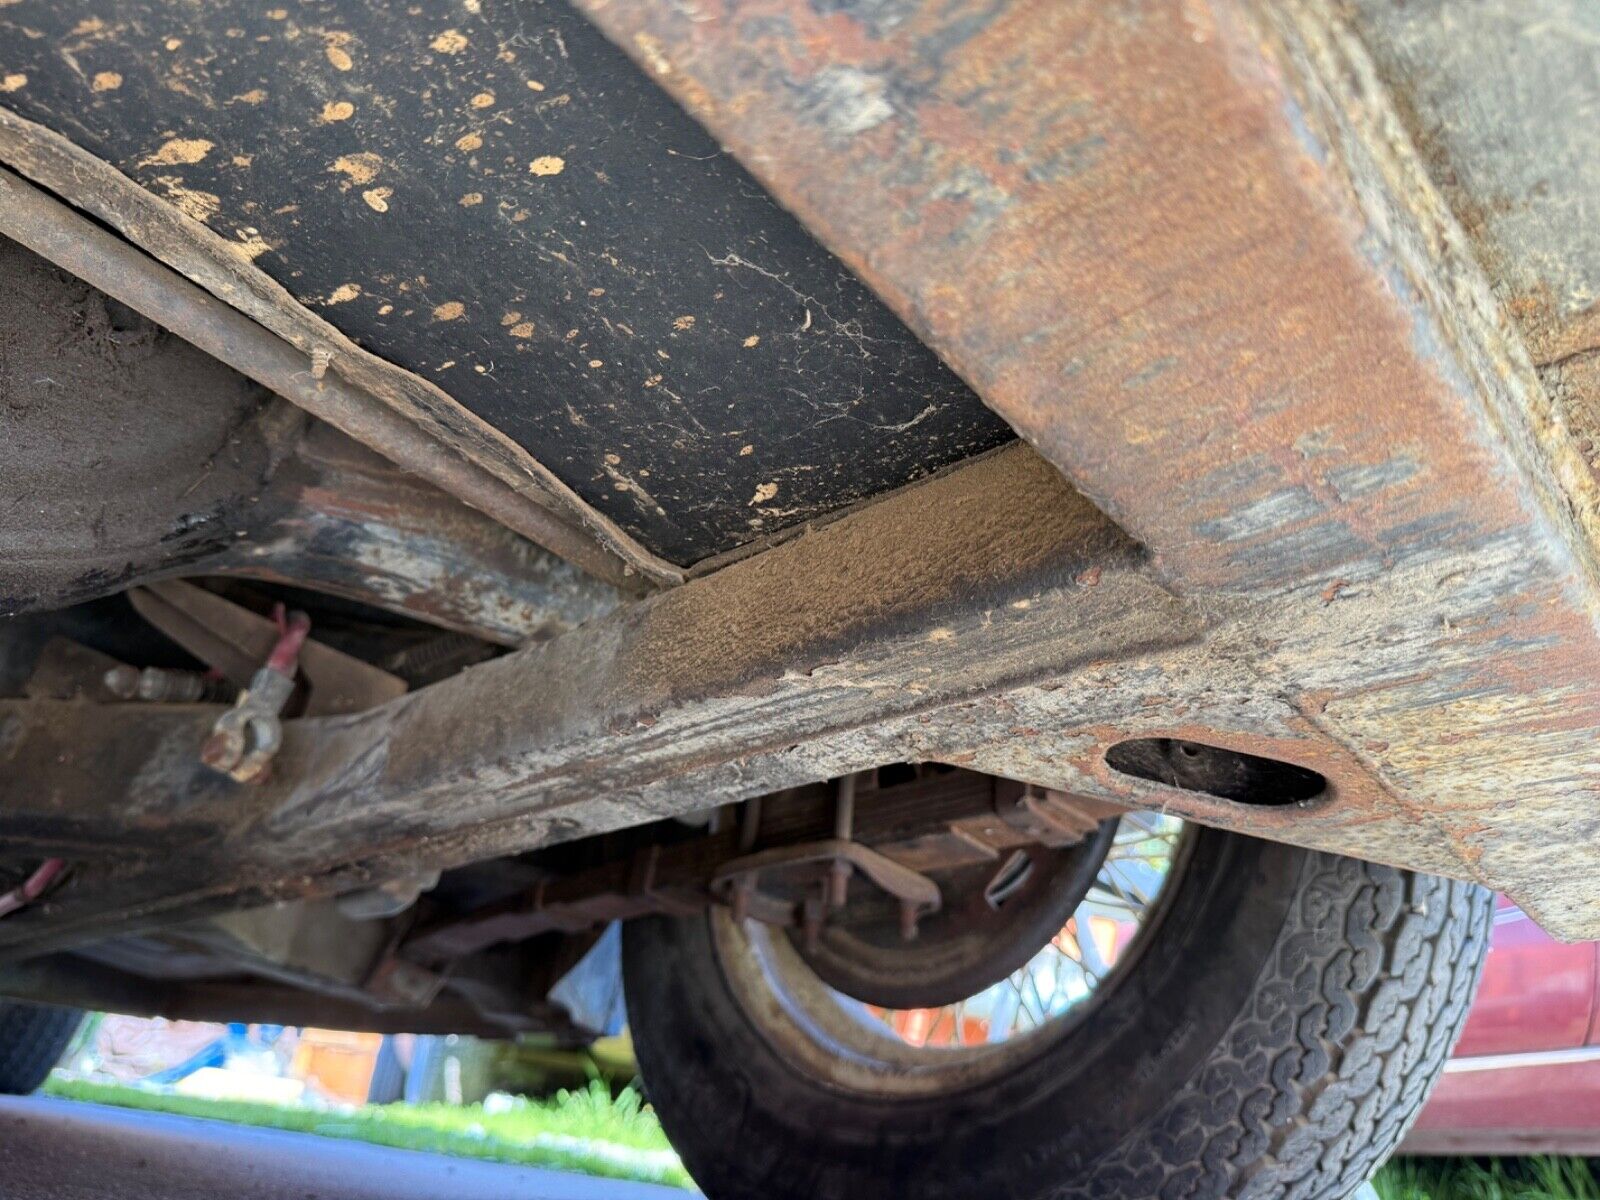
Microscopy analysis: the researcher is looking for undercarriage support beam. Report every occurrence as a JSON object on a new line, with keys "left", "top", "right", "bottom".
{"left": 4, "top": 0, "right": 1600, "bottom": 954}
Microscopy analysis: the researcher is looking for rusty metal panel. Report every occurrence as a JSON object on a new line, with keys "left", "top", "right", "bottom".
{"left": 555, "top": 0, "right": 1600, "bottom": 937}
{"left": 1344, "top": 0, "right": 1600, "bottom": 368}
{"left": 4, "top": 0, "right": 1600, "bottom": 953}
{"left": 0, "top": 446, "right": 1202, "bottom": 956}
{"left": 0, "top": 444, "right": 1567, "bottom": 961}
{"left": 229, "top": 426, "right": 622, "bottom": 645}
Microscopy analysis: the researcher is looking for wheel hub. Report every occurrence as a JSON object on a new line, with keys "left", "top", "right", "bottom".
{"left": 790, "top": 821, "right": 1118, "bottom": 1009}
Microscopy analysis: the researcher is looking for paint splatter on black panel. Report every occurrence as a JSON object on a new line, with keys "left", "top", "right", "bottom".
{"left": 0, "top": 0, "right": 1012, "bottom": 563}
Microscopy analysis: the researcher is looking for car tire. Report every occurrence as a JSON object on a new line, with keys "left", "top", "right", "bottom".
{"left": 0, "top": 1001, "right": 82, "bottom": 1095}
{"left": 622, "top": 829, "right": 1492, "bottom": 1200}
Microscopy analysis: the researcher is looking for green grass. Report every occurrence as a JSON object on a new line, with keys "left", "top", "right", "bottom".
{"left": 1375, "top": 1157, "right": 1600, "bottom": 1200}
{"left": 44, "top": 1075, "right": 694, "bottom": 1190}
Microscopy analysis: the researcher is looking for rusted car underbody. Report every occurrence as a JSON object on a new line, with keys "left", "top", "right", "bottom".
{"left": 1, "top": 0, "right": 1599, "bottom": 1054}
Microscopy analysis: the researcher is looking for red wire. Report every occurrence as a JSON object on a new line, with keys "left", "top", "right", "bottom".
{"left": 265, "top": 607, "right": 312, "bottom": 675}
{"left": 0, "top": 859, "right": 67, "bottom": 920}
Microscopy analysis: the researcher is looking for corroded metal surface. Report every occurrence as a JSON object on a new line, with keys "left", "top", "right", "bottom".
{"left": 0, "top": 445, "right": 1198, "bottom": 954}
{"left": 1345, "top": 0, "right": 1600, "bottom": 367}
{"left": 232, "top": 426, "right": 622, "bottom": 645}
{"left": 4, "top": 0, "right": 1600, "bottom": 957}
{"left": 1338, "top": 0, "right": 1600, "bottom": 625}
{"left": 561, "top": 0, "right": 1600, "bottom": 936}
{"left": 0, "top": 441, "right": 1589, "bottom": 964}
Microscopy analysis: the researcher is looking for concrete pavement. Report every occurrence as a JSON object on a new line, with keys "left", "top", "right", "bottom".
{"left": 0, "top": 1095, "right": 688, "bottom": 1199}
{"left": 0, "top": 1094, "right": 1388, "bottom": 1199}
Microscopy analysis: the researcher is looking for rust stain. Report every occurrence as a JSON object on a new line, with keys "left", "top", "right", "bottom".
{"left": 566, "top": 0, "right": 1600, "bottom": 932}
{"left": 139, "top": 137, "right": 213, "bottom": 167}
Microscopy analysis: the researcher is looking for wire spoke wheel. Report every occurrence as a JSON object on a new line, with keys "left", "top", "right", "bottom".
{"left": 626, "top": 815, "right": 1493, "bottom": 1200}
{"left": 854, "top": 813, "right": 1185, "bottom": 1050}
{"left": 712, "top": 812, "right": 1189, "bottom": 1098}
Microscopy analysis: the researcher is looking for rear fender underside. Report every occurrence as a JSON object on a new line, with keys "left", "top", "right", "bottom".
{"left": 2, "top": 0, "right": 1600, "bottom": 950}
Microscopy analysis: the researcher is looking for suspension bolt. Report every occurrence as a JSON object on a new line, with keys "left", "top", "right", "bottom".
{"left": 802, "top": 890, "right": 827, "bottom": 954}
{"left": 899, "top": 899, "right": 921, "bottom": 942}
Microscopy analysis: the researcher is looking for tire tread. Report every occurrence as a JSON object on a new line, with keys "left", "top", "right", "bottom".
{"left": 0, "top": 1001, "right": 82, "bottom": 1095}
{"left": 1064, "top": 857, "right": 1491, "bottom": 1200}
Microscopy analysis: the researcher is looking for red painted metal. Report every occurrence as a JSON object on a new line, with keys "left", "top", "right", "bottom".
{"left": 1409, "top": 897, "right": 1600, "bottom": 1153}
{"left": 1452, "top": 898, "right": 1597, "bottom": 1058}
{"left": 1406, "top": 1058, "right": 1600, "bottom": 1157}
{"left": 265, "top": 605, "right": 313, "bottom": 677}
